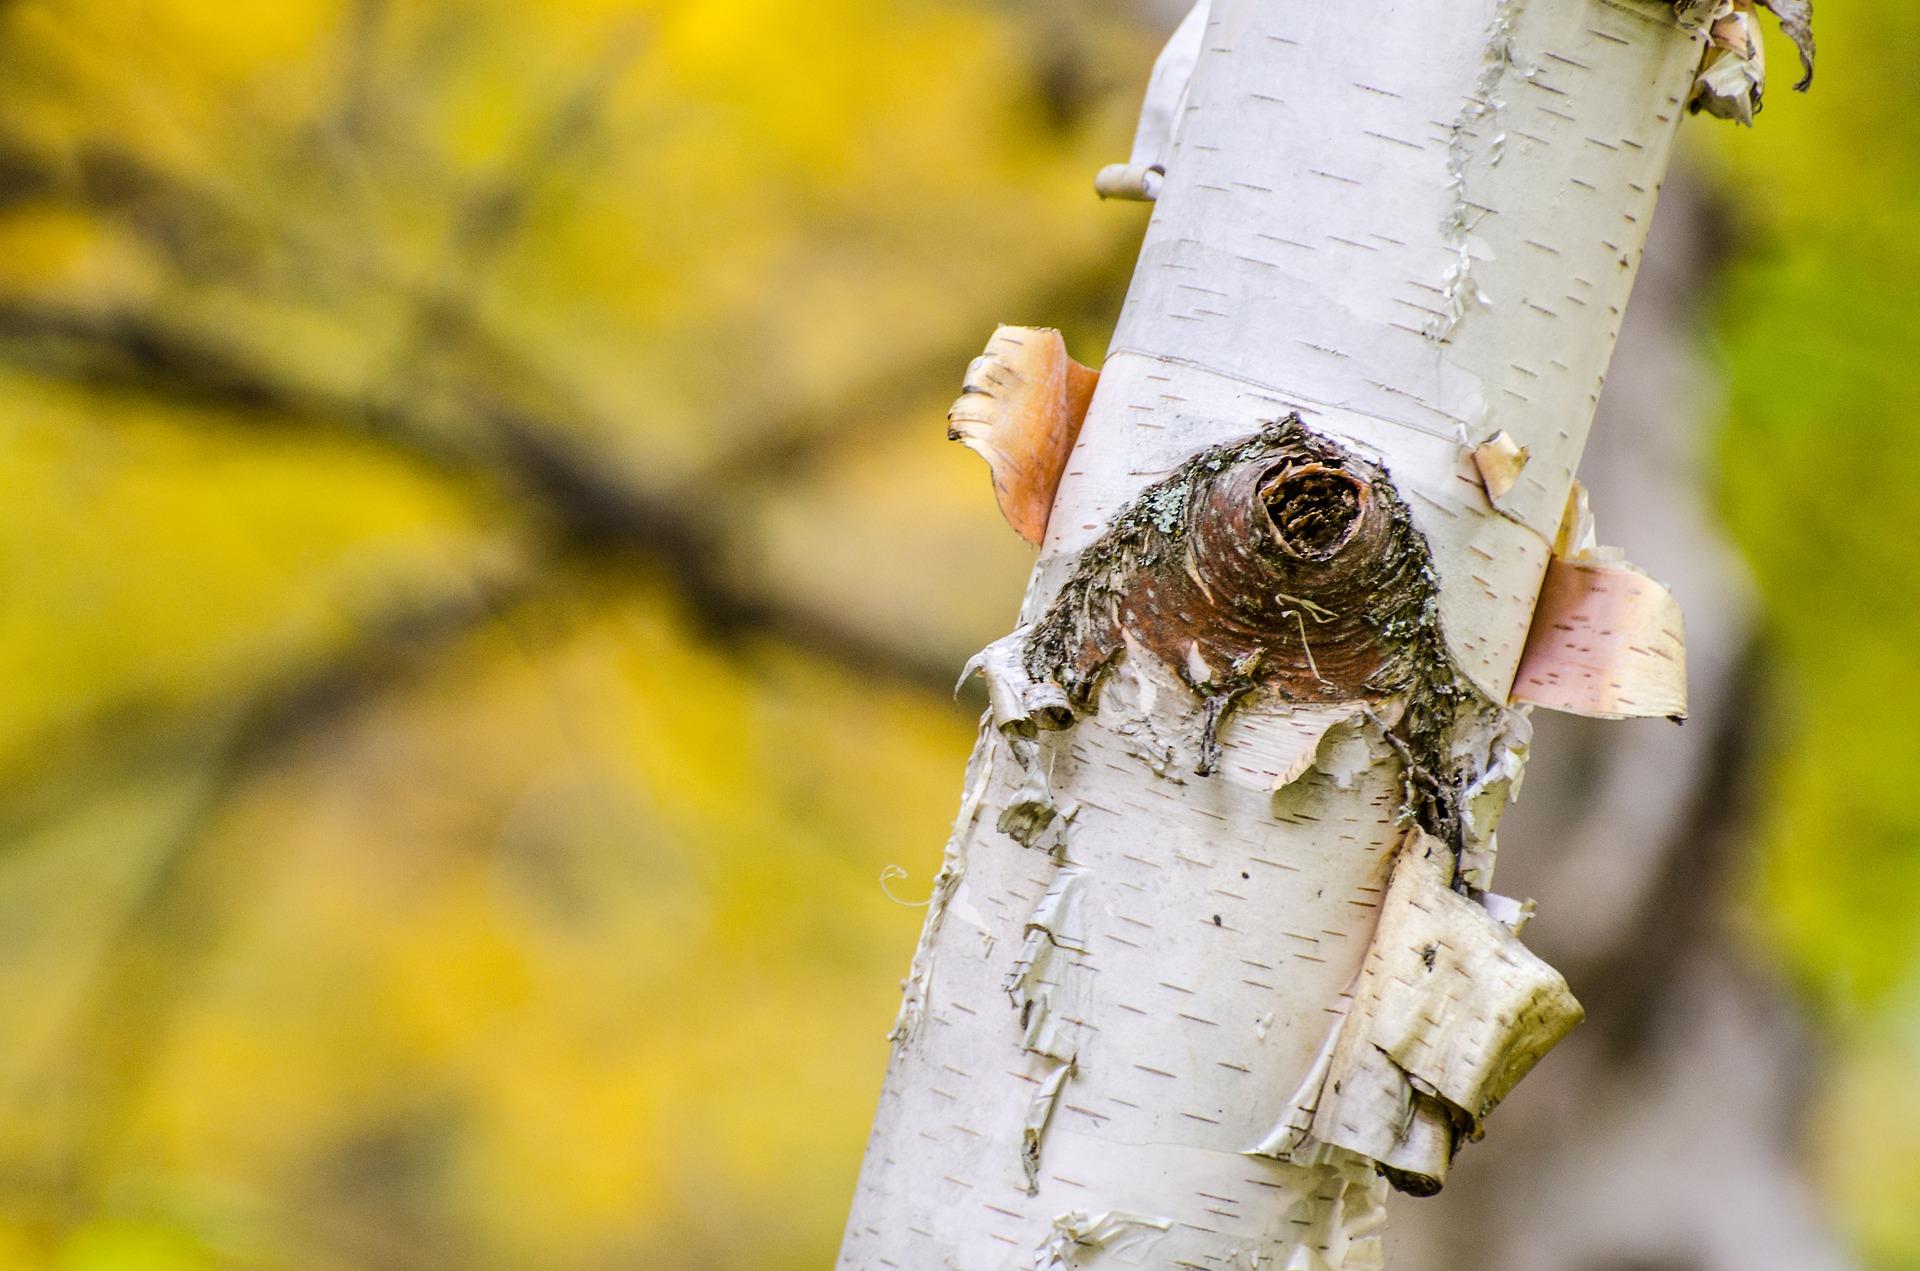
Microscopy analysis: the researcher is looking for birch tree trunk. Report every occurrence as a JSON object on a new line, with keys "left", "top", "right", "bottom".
{"left": 842, "top": 3, "right": 1713, "bottom": 1266}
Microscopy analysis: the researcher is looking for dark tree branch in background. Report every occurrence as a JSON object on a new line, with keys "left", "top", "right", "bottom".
{"left": 0, "top": 115, "right": 1143, "bottom": 631}
{"left": 0, "top": 298, "right": 964, "bottom": 691}
{"left": 1578, "top": 633, "right": 1767, "bottom": 1063}
{"left": 443, "top": 28, "right": 648, "bottom": 273}
{"left": 0, "top": 133, "right": 1096, "bottom": 1154}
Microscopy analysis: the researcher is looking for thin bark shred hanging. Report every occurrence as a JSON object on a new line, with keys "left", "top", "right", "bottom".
{"left": 1758, "top": 0, "right": 1815, "bottom": 89}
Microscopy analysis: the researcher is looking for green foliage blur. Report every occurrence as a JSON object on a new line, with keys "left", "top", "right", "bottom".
{"left": 0, "top": 2, "right": 1910, "bottom": 1267}
{"left": 1702, "top": 4, "right": 1920, "bottom": 1260}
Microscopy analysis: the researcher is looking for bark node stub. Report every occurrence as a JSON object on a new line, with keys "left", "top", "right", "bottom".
{"left": 1025, "top": 416, "right": 1459, "bottom": 737}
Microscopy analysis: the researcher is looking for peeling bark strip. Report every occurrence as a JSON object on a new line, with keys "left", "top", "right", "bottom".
{"left": 1033, "top": 1210, "right": 1172, "bottom": 1269}
{"left": 1511, "top": 556, "right": 1688, "bottom": 719}
{"left": 1507, "top": 478, "right": 1690, "bottom": 720}
{"left": 1257, "top": 830, "right": 1583, "bottom": 1197}
{"left": 837, "top": 1, "right": 1778, "bottom": 1263}
{"left": 1004, "top": 864, "right": 1092, "bottom": 1063}
{"left": 1093, "top": 0, "right": 1211, "bottom": 202}
{"left": 949, "top": 326, "right": 1099, "bottom": 545}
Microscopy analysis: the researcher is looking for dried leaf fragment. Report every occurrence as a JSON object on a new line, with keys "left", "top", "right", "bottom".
{"left": 948, "top": 326, "right": 1098, "bottom": 544}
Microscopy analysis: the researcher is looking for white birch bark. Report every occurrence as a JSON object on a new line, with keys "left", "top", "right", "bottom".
{"left": 842, "top": 3, "right": 1708, "bottom": 1266}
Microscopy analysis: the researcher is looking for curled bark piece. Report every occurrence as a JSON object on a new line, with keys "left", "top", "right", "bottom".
{"left": 1686, "top": 0, "right": 1814, "bottom": 123}
{"left": 1510, "top": 556, "right": 1689, "bottom": 720}
{"left": 1034, "top": 1210, "right": 1172, "bottom": 1269}
{"left": 1689, "top": 0, "right": 1766, "bottom": 125}
{"left": 1367, "top": 843, "right": 1583, "bottom": 1128}
{"left": 1311, "top": 1034, "right": 1459, "bottom": 1196}
{"left": 1275, "top": 831, "right": 1583, "bottom": 1196}
{"left": 1471, "top": 430, "right": 1530, "bottom": 506}
{"left": 963, "top": 628, "right": 1075, "bottom": 738}
{"left": 949, "top": 326, "right": 1099, "bottom": 545}
{"left": 1093, "top": 163, "right": 1163, "bottom": 202}
{"left": 1093, "top": 0, "right": 1209, "bottom": 203}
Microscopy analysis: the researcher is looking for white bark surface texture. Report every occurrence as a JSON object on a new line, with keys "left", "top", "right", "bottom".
{"left": 842, "top": 3, "right": 1706, "bottom": 1267}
